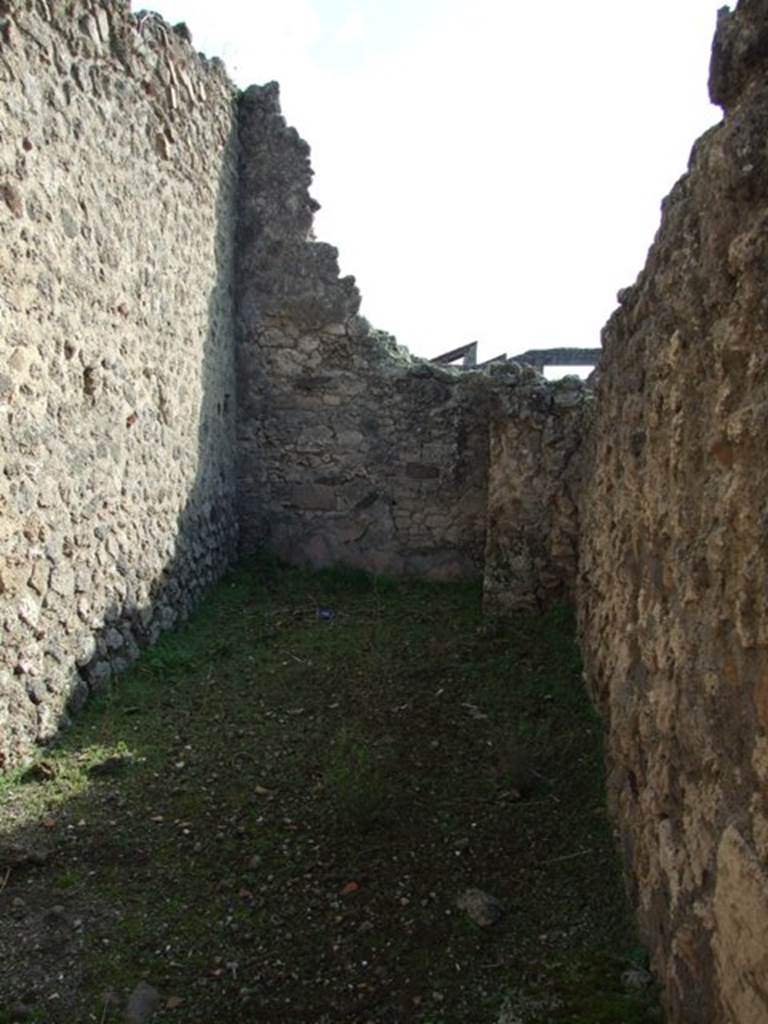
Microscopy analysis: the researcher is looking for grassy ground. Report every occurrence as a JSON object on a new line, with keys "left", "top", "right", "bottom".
{"left": 0, "top": 560, "right": 662, "bottom": 1023}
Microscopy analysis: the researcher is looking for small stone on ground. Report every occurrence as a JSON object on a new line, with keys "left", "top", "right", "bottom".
{"left": 456, "top": 887, "right": 504, "bottom": 927}
{"left": 124, "top": 981, "right": 160, "bottom": 1024}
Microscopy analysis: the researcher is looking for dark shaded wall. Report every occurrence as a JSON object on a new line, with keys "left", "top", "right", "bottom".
{"left": 484, "top": 371, "right": 591, "bottom": 614}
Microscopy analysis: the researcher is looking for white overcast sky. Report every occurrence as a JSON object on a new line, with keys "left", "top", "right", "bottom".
{"left": 133, "top": 1, "right": 723, "bottom": 361}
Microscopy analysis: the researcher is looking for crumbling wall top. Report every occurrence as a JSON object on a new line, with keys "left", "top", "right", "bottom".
{"left": 709, "top": 1, "right": 768, "bottom": 109}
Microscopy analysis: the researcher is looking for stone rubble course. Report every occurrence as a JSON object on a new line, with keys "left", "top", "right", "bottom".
{"left": 579, "top": 2, "right": 768, "bottom": 1021}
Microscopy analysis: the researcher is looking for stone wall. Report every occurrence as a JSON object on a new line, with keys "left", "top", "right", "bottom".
{"left": 0, "top": 0, "right": 239, "bottom": 768}
{"left": 235, "top": 83, "right": 589, "bottom": 583}
{"left": 0, "top": 2, "right": 593, "bottom": 771}
{"left": 235, "top": 83, "right": 490, "bottom": 579}
{"left": 8, "top": 2, "right": 768, "bottom": 1020}
{"left": 579, "top": 3, "right": 768, "bottom": 1021}
{"left": 484, "top": 369, "right": 592, "bottom": 614}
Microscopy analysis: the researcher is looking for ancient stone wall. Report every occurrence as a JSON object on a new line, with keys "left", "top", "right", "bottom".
{"left": 235, "top": 83, "right": 489, "bottom": 579}
{"left": 484, "top": 369, "right": 592, "bottom": 614}
{"left": 234, "top": 82, "right": 489, "bottom": 581}
{"left": 235, "top": 83, "right": 586, "bottom": 583}
{"left": 244, "top": 343, "right": 493, "bottom": 580}
{"left": 9, "top": 2, "right": 768, "bottom": 1021}
{"left": 580, "top": 3, "right": 768, "bottom": 1021}
{"left": 0, "top": 0, "right": 239, "bottom": 768}
{"left": 1, "top": 3, "right": 589, "bottom": 772}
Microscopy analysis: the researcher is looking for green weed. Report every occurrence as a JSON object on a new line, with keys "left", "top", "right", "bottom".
{"left": 325, "top": 724, "right": 392, "bottom": 832}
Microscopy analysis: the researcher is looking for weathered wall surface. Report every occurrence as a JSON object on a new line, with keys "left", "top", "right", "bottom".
{"left": 0, "top": 4, "right": 592, "bottom": 770}
{"left": 580, "top": 3, "right": 768, "bottom": 1021}
{"left": 0, "top": 1, "right": 239, "bottom": 768}
{"left": 9, "top": 2, "right": 768, "bottom": 1021}
{"left": 235, "top": 83, "right": 490, "bottom": 579}
{"left": 235, "top": 83, "right": 589, "bottom": 582}
{"left": 484, "top": 369, "right": 592, "bottom": 614}
{"left": 248, "top": 347, "right": 492, "bottom": 580}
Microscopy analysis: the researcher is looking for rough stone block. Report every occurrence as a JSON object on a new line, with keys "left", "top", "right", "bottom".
{"left": 290, "top": 483, "right": 337, "bottom": 511}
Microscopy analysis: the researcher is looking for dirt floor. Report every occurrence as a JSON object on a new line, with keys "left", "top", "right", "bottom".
{"left": 0, "top": 560, "right": 663, "bottom": 1023}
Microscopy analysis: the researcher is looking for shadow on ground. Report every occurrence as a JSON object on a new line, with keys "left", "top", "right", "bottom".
{"left": 0, "top": 559, "right": 662, "bottom": 1024}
